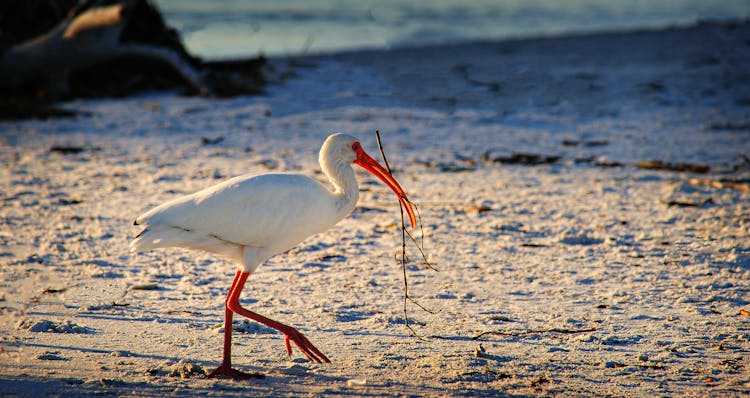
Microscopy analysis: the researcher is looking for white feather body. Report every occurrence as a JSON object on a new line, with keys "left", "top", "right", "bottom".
{"left": 131, "top": 173, "right": 343, "bottom": 263}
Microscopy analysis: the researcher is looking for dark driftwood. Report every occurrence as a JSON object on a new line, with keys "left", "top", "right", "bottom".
{"left": 0, "top": 0, "right": 265, "bottom": 119}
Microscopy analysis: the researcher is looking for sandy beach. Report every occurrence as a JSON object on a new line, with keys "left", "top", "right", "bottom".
{"left": 1, "top": 20, "right": 749, "bottom": 397}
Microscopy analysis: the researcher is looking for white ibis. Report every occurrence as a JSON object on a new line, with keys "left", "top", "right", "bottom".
{"left": 130, "top": 133, "right": 416, "bottom": 379}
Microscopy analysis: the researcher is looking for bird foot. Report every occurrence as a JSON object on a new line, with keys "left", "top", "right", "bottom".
{"left": 282, "top": 327, "right": 332, "bottom": 364}
{"left": 206, "top": 364, "right": 265, "bottom": 380}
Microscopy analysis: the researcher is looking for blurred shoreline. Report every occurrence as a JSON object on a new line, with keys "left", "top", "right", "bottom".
{"left": 154, "top": 0, "right": 750, "bottom": 59}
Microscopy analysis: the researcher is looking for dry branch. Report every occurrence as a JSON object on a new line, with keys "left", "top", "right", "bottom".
{"left": 472, "top": 327, "right": 597, "bottom": 340}
{"left": 375, "top": 131, "right": 436, "bottom": 339}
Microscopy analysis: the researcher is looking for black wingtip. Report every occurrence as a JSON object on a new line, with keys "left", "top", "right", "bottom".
{"left": 133, "top": 219, "right": 139, "bottom": 226}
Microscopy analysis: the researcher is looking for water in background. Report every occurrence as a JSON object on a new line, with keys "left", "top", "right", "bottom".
{"left": 154, "top": 0, "right": 749, "bottom": 59}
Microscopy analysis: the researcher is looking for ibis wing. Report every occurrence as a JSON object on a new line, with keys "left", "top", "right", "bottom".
{"left": 133, "top": 173, "right": 339, "bottom": 253}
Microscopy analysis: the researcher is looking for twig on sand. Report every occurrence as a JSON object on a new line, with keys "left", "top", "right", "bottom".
{"left": 686, "top": 178, "right": 750, "bottom": 192}
{"left": 375, "top": 130, "right": 437, "bottom": 340}
{"left": 660, "top": 197, "right": 713, "bottom": 207}
{"left": 634, "top": 160, "right": 710, "bottom": 173}
{"left": 472, "top": 327, "right": 598, "bottom": 340}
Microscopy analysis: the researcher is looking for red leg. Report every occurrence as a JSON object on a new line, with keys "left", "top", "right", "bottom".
{"left": 227, "top": 271, "right": 331, "bottom": 364}
{"left": 207, "top": 270, "right": 264, "bottom": 380}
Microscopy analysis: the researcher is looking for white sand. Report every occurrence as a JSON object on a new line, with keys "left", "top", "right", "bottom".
{"left": 1, "top": 21, "right": 749, "bottom": 396}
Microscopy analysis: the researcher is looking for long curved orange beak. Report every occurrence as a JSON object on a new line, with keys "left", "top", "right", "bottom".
{"left": 353, "top": 145, "right": 417, "bottom": 228}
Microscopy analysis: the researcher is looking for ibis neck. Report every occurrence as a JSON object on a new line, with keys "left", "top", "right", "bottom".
{"left": 323, "top": 158, "right": 359, "bottom": 219}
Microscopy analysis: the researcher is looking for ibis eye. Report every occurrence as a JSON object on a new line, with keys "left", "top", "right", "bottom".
{"left": 351, "top": 143, "right": 360, "bottom": 151}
